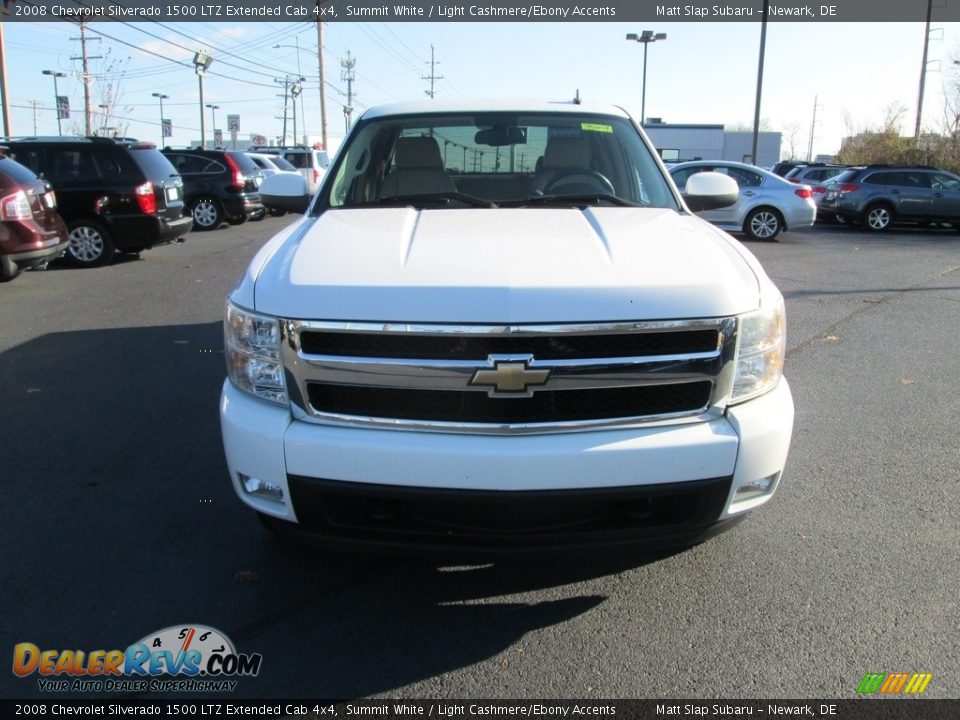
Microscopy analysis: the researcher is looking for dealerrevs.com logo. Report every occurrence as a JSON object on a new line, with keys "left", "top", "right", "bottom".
{"left": 13, "top": 624, "right": 262, "bottom": 693}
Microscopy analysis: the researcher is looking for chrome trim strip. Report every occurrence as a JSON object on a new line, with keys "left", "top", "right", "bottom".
{"left": 296, "top": 351, "right": 723, "bottom": 393}
{"left": 281, "top": 317, "right": 738, "bottom": 435}
{"left": 286, "top": 318, "right": 728, "bottom": 341}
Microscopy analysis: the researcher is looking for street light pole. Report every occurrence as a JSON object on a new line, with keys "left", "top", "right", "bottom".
{"left": 97, "top": 103, "right": 109, "bottom": 136}
{"left": 274, "top": 77, "right": 292, "bottom": 144}
{"left": 291, "top": 80, "right": 304, "bottom": 145}
{"left": 626, "top": 31, "right": 667, "bottom": 125}
{"left": 206, "top": 104, "right": 220, "bottom": 146}
{"left": 42, "top": 70, "right": 68, "bottom": 135}
{"left": 751, "top": 0, "right": 770, "bottom": 165}
{"left": 193, "top": 51, "right": 213, "bottom": 149}
{"left": 152, "top": 92, "right": 169, "bottom": 146}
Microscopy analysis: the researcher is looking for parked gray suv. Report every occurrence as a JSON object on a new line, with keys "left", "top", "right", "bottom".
{"left": 818, "top": 165, "right": 960, "bottom": 231}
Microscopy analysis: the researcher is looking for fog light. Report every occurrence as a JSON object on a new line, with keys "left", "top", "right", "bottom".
{"left": 240, "top": 474, "right": 285, "bottom": 504}
{"left": 734, "top": 472, "right": 779, "bottom": 502}
{"left": 728, "top": 472, "right": 781, "bottom": 514}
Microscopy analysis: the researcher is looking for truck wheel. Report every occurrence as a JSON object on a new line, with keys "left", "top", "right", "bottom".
{"left": 863, "top": 203, "right": 893, "bottom": 232}
{"left": 191, "top": 197, "right": 223, "bottom": 231}
{"left": 0, "top": 266, "right": 24, "bottom": 282}
{"left": 66, "top": 220, "right": 116, "bottom": 267}
{"left": 744, "top": 207, "right": 783, "bottom": 241}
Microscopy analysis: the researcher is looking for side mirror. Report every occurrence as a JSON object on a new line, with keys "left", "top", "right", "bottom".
{"left": 260, "top": 173, "right": 311, "bottom": 214}
{"left": 683, "top": 171, "right": 739, "bottom": 212}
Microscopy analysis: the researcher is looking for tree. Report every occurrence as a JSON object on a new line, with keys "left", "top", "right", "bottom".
{"left": 836, "top": 103, "right": 916, "bottom": 167}
{"left": 726, "top": 117, "right": 772, "bottom": 132}
{"left": 69, "top": 48, "right": 134, "bottom": 138}
{"left": 781, "top": 122, "right": 802, "bottom": 160}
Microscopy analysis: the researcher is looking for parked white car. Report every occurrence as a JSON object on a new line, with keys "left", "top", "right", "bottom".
{"left": 248, "top": 146, "right": 328, "bottom": 194}
{"left": 246, "top": 153, "right": 300, "bottom": 216}
{"left": 246, "top": 152, "right": 298, "bottom": 179}
{"left": 222, "top": 100, "right": 794, "bottom": 553}
{"left": 670, "top": 160, "right": 817, "bottom": 241}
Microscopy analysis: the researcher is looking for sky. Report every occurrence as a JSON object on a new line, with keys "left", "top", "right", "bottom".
{"left": 3, "top": 19, "right": 960, "bottom": 160}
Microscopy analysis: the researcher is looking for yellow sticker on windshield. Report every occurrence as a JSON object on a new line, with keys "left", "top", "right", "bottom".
{"left": 581, "top": 122, "right": 613, "bottom": 133}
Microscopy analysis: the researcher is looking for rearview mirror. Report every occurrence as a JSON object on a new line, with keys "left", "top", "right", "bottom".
{"left": 260, "top": 173, "right": 310, "bottom": 214}
{"left": 683, "top": 171, "right": 739, "bottom": 212}
{"left": 474, "top": 126, "right": 527, "bottom": 147}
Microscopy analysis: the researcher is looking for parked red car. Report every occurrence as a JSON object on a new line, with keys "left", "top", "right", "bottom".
{"left": 0, "top": 149, "right": 68, "bottom": 282}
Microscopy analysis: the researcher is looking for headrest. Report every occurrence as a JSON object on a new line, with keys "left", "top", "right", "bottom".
{"left": 394, "top": 137, "right": 444, "bottom": 170}
{"left": 543, "top": 137, "right": 590, "bottom": 170}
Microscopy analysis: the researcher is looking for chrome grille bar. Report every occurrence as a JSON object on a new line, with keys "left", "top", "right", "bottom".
{"left": 281, "top": 318, "right": 738, "bottom": 435}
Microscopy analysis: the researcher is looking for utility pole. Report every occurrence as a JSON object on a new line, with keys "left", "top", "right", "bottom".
{"left": 71, "top": 21, "right": 102, "bottom": 136}
{"left": 807, "top": 95, "right": 822, "bottom": 162}
{"left": 29, "top": 100, "right": 40, "bottom": 134}
{"left": 422, "top": 45, "right": 443, "bottom": 99}
{"left": 914, "top": 0, "right": 934, "bottom": 141}
{"left": 315, "top": 6, "right": 328, "bottom": 150}
{"left": 341, "top": 51, "right": 355, "bottom": 132}
{"left": 0, "top": 24, "right": 11, "bottom": 136}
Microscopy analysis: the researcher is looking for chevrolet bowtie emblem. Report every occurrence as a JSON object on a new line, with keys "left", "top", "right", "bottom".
{"left": 470, "top": 360, "right": 550, "bottom": 396}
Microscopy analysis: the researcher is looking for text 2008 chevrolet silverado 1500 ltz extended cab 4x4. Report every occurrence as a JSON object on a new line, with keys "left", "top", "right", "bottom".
{"left": 220, "top": 100, "right": 794, "bottom": 553}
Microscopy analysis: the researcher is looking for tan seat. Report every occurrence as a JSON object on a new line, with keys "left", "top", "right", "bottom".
{"left": 531, "top": 136, "right": 592, "bottom": 192}
{"left": 380, "top": 137, "right": 456, "bottom": 197}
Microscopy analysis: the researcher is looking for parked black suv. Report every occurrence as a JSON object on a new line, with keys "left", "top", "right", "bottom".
{"left": 3, "top": 137, "right": 192, "bottom": 267}
{"left": 818, "top": 165, "right": 960, "bottom": 231}
{"left": 161, "top": 148, "right": 265, "bottom": 231}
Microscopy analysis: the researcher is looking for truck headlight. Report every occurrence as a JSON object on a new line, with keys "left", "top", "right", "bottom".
{"left": 731, "top": 296, "right": 785, "bottom": 403}
{"left": 224, "top": 302, "right": 287, "bottom": 405}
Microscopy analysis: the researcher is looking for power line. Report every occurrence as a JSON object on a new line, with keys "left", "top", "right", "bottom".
{"left": 354, "top": 23, "right": 421, "bottom": 74}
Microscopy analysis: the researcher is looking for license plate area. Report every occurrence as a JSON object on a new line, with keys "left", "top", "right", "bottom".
{"left": 166, "top": 187, "right": 180, "bottom": 202}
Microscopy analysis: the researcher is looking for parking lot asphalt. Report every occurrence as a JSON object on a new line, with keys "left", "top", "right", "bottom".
{"left": 1, "top": 218, "right": 958, "bottom": 700}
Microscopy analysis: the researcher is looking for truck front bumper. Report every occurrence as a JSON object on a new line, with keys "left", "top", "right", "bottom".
{"left": 220, "top": 379, "right": 793, "bottom": 552}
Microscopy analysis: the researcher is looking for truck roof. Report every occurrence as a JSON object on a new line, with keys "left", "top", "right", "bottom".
{"left": 359, "top": 98, "right": 633, "bottom": 121}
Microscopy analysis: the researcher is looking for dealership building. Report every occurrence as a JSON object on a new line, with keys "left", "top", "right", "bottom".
{"left": 642, "top": 122, "right": 782, "bottom": 168}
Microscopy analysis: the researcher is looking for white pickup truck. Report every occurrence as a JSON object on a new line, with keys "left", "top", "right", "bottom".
{"left": 221, "top": 100, "right": 794, "bottom": 553}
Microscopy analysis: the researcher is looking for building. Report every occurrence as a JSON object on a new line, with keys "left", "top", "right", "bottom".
{"left": 642, "top": 122, "right": 782, "bottom": 168}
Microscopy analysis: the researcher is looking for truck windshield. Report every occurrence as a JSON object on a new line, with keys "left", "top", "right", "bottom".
{"left": 323, "top": 112, "right": 678, "bottom": 211}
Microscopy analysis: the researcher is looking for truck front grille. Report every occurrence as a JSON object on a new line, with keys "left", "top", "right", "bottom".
{"left": 306, "top": 381, "right": 713, "bottom": 425}
{"left": 282, "top": 318, "right": 738, "bottom": 434}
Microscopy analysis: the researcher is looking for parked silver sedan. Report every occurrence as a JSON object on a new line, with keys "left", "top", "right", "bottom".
{"left": 669, "top": 160, "right": 817, "bottom": 241}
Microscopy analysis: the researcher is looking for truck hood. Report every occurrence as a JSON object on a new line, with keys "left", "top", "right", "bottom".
{"left": 252, "top": 207, "right": 761, "bottom": 323}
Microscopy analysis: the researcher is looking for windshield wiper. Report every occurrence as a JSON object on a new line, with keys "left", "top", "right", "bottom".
{"left": 522, "top": 193, "right": 640, "bottom": 208}
{"left": 364, "top": 192, "right": 498, "bottom": 209}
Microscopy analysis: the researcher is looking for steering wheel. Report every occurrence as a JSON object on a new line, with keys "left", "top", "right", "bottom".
{"left": 542, "top": 169, "right": 616, "bottom": 195}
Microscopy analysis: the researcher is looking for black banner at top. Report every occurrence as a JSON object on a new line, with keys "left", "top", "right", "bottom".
{"left": 2, "top": 0, "right": 959, "bottom": 22}
{"left": 1, "top": 700, "right": 959, "bottom": 719}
